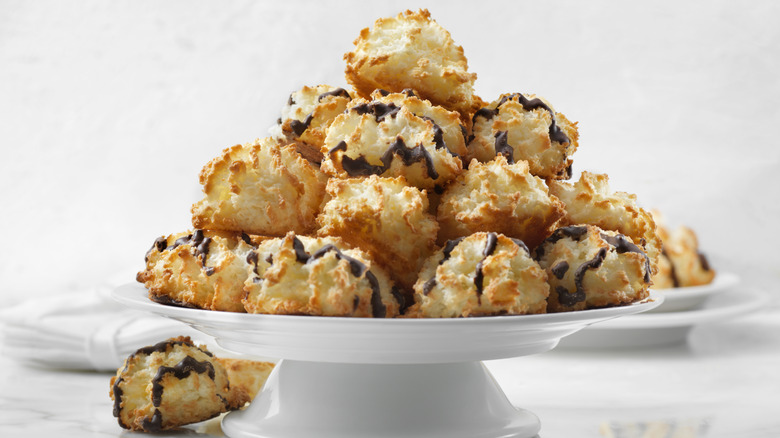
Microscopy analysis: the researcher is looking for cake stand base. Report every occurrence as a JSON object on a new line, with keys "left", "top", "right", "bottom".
{"left": 222, "top": 359, "right": 540, "bottom": 438}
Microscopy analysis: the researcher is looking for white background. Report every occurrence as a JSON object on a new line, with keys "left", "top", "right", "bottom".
{"left": 1, "top": 0, "right": 778, "bottom": 304}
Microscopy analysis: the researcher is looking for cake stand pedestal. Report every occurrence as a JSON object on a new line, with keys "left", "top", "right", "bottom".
{"left": 113, "top": 284, "right": 662, "bottom": 438}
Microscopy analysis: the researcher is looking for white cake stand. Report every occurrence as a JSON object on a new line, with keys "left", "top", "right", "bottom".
{"left": 113, "top": 284, "right": 662, "bottom": 438}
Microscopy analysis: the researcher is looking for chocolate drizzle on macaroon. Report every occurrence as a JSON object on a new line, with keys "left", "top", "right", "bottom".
{"left": 422, "top": 236, "right": 466, "bottom": 295}
{"left": 537, "top": 226, "right": 652, "bottom": 307}
{"left": 471, "top": 93, "right": 571, "bottom": 160}
{"left": 112, "top": 338, "right": 219, "bottom": 431}
{"left": 286, "top": 87, "right": 351, "bottom": 137}
{"left": 473, "top": 232, "right": 499, "bottom": 299}
{"left": 289, "top": 236, "right": 388, "bottom": 317}
{"left": 329, "top": 136, "right": 440, "bottom": 180}
{"left": 147, "top": 230, "right": 215, "bottom": 276}
{"left": 600, "top": 233, "right": 652, "bottom": 283}
{"left": 317, "top": 87, "right": 350, "bottom": 101}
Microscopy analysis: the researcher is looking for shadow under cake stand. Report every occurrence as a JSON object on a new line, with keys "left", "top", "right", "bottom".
{"left": 113, "top": 284, "right": 662, "bottom": 438}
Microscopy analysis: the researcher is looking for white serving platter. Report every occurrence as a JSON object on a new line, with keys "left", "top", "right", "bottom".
{"left": 648, "top": 271, "right": 739, "bottom": 313}
{"left": 557, "top": 287, "right": 768, "bottom": 349}
{"left": 113, "top": 283, "right": 662, "bottom": 438}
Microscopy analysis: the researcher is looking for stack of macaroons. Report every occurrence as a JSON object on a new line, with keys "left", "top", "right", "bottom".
{"left": 137, "top": 9, "right": 662, "bottom": 317}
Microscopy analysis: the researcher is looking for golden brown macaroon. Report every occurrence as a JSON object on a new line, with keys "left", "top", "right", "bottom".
{"left": 110, "top": 337, "right": 245, "bottom": 432}
{"left": 270, "top": 85, "right": 353, "bottom": 163}
{"left": 467, "top": 92, "right": 579, "bottom": 180}
{"left": 650, "top": 212, "right": 716, "bottom": 288}
{"left": 534, "top": 225, "right": 652, "bottom": 312}
{"left": 243, "top": 233, "right": 402, "bottom": 317}
{"left": 547, "top": 171, "right": 661, "bottom": 277}
{"left": 436, "top": 156, "right": 566, "bottom": 249}
{"left": 409, "top": 232, "right": 549, "bottom": 318}
{"left": 321, "top": 93, "right": 464, "bottom": 190}
{"left": 316, "top": 175, "right": 439, "bottom": 293}
{"left": 344, "top": 9, "right": 481, "bottom": 120}
{"left": 370, "top": 89, "right": 469, "bottom": 159}
{"left": 191, "top": 137, "right": 328, "bottom": 236}
{"left": 137, "top": 230, "right": 265, "bottom": 312}
{"left": 215, "top": 358, "right": 276, "bottom": 402}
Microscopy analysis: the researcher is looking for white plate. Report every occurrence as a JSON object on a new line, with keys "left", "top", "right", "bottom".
{"left": 112, "top": 283, "right": 663, "bottom": 364}
{"left": 648, "top": 271, "right": 740, "bottom": 312}
{"left": 113, "top": 283, "right": 663, "bottom": 438}
{"left": 558, "top": 288, "right": 769, "bottom": 349}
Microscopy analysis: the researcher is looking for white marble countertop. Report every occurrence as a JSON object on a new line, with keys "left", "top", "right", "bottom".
{"left": 1, "top": 297, "right": 779, "bottom": 437}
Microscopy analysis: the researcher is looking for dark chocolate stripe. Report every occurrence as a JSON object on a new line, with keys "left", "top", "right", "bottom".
{"left": 353, "top": 101, "right": 400, "bottom": 122}
{"left": 380, "top": 137, "right": 439, "bottom": 180}
{"left": 366, "top": 271, "right": 386, "bottom": 318}
{"left": 149, "top": 294, "right": 203, "bottom": 309}
{"left": 112, "top": 377, "right": 125, "bottom": 426}
{"left": 422, "top": 278, "right": 437, "bottom": 296}
{"left": 420, "top": 116, "right": 458, "bottom": 158}
{"left": 145, "top": 236, "right": 168, "bottom": 262}
{"left": 662, "top": 249, "right": 679, "bottom": 288}
{"left": 290, "top": 113, "right": 314, "bottom": 136}
{"left": 292, "top": 236, "right": 310, "bottom": 263}
{"left": 391, "top": 286, "right": 412, "bottom": 314}
{"left": 509, "top": 238, "right": 531, "bottom": 256}
{"left": 309, "top": 244, "right": 367, "bottom": 278}
{"left": 564, "top": 247, "right": 608, "bottom": 307}
{"left": 247, "top": 252, "right": 260, "bottom": 275}
{"left": 601, "top": 232, "right": 651, "bottom": 283}
{"left": 141, "top": 409, "right": 163, "bottom": 432}
{"left": 698, "top": 252, "right": 711, "bottom": 272}
{"left": 317, "top": 87, "right": 350, "bottom": 101}
{"left": 535, "top": 225, "right": 589, "bottom": 259}
{"left": 150, "top": 356, "right": 217, "bottom": 426}
{"left": 551, "top": 261, "right": 569, "bottom": 279}
{"left": 442, "top": 237, "right": 466, "bottom": 261}
{"left": 474, "top": 233, "right": 499, "bottom": 297}
{"left": 472, "top": 92, "right": 570, "bottom": 145}
{"left": 328, "top": 141, "right": 348, "bottom": 155}
{"left": 472, "top": 107, "right": 498, "bottom": 125}
{"left": 422, "top": 237, "right": 466, "bottom": 295}
{"left": 494, "top": 131, "right": 514, "bottom": 164}
{"left": 170, "top": 233, "right": 193, "bottom": 251}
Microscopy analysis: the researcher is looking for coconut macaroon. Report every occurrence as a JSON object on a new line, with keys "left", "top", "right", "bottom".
{"left": 370, "top": 89, "right": 469, "bottom": 158}
{"left": 270, "top": 85, "right": 353, "bottom": 163}
{"left": 321, "top": 94, "right": 464, "bottom": 190}
{"left": 547, "top": 171, "right": 661, "bottom": 277}
{"left": 192, "top": 138, "right": 328, "bottom": 236}
{"left": 535, "top": 225, "right": 652, "bottom": 313}
{"left": 110, "top": 337, "right": 245, "bottom": 432}
{"left": 316, "top": 175, "right": 439, "bottom": 292}
{"left": 652, "top": 221, "right": 716, "bottom": 288}
{"left": 468, "top": 93, "right": 579, "bottom": 180}
{"left": 344, "top": 9, "right": 481, "bottom": 120}
{"left": 137, "top": 230, "right": 265, "bottom": 312}
{"left": 437, "top": 156, "right": 567, "bottom": 249}
{"left": 242, "top": 233, "right": 402, "bottom": 318}
{"left": 409, "top": 232, "right": 549, "bottom": 318}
